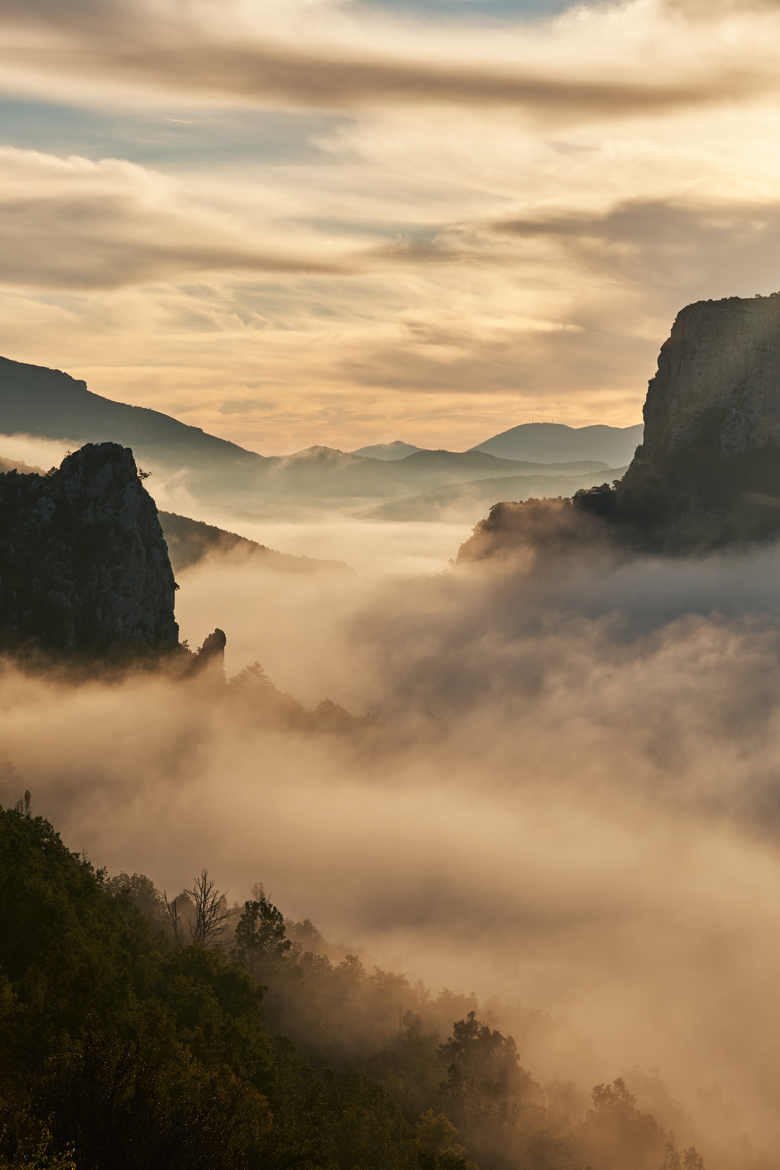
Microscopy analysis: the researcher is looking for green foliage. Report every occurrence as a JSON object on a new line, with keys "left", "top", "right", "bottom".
{"left": 0, "top": 809, "right": 276, "bottom": 1170}
{"left": 235, "top": 895, "right": 292, "bottom": 972}
{"left": 0, "top": 808, "right": 706, "bottom": 1170}
{"left": 415, "top": 1110, "right": 474, "bottom": 1170}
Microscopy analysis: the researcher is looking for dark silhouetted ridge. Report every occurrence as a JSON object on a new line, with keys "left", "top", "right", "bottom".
{"left": 0, "top": 356, "right": 265, "bottom": 471}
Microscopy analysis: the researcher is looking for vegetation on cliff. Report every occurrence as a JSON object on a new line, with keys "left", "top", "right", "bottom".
{"left": 0, "top": 806, "right": 704, "bottom": 1170}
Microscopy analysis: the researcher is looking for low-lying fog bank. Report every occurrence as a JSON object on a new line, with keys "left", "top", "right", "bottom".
{"left": 0, "top": 432, "right": 474, "bottom": 575}
{"left": 5, "top": 527, "right": 780, "bottom": 1166}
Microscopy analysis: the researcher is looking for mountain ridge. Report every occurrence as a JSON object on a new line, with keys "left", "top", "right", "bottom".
{"left": 0, "top": 355, "right": 265, "bottom": 472}
{"left": 350, "top": 439, "right": 423, "bottom": 460}
{"left": 471, "top": 421, "right": 643, "bottom": 465}
{"left": 0, "top": 355, "right": 642, "bottom": 509}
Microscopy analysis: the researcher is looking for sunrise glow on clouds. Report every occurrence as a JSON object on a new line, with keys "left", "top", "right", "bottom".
{"left": 2, "top": 0, "right": 780, "bottom": 452}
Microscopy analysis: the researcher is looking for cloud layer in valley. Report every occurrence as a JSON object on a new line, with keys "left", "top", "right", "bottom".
{"left": 7, "top": 517, "right": 780, "bottom": 1165}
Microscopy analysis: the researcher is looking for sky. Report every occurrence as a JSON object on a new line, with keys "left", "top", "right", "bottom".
{"left": 2, "top": 0, "right": 780, "bottom": 453}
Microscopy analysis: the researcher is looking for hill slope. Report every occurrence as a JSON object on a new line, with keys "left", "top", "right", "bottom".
{"left": 159, "top": 511, "right": 347, "bottom": 575}
{"left": 350, "top": 440, "right": 424, "bottom": 460}
{"left": 0, "top": 356, "right": 264, "bottom": 472}
{"left": 369, "top": 465, "right": 625, "bottom": 522}
{"left": 0, "top": 807, "right": 705, "bottom": 1170}
{"left": 472, "top": 422, "right": 642, "bottom": 465}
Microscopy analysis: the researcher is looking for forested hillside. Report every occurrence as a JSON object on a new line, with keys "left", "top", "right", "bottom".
{"left": 0, "top": 806, "right": 704, "bottom": 1170}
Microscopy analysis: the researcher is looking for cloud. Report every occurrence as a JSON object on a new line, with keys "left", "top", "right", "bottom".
{"left": 218, "top": 397, "right": 276, "bottom": 414}
{"left": 663, "top": 0, "right": 780, "bottom": 15}
{"left": 492, "top": 196, "right": 780, "bottom": 310}
{"left": 40, "top": 45, "right": 763, "bottom": 119}
{"left": 8, "top": 525, "right": 780, "bottom": 1160}
{"left": 0, "top": 0, "right": 778, "bottom": 121}
{"left": 5, "top": 0, "right": 780, "bottom": 450}
{"left": 0, "top": 149, "right": 353, "bottom": 291}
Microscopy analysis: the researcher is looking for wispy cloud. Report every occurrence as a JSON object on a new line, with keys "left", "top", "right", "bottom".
{"left": 1, "top": 0, "right": 778, "bottom": 119}
{"left": 2, "top": 0, "right": 780, "bottom": 449}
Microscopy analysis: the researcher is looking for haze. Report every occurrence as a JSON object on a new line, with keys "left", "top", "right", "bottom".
{"left": 6, "top": 485, "right": 780, "bottom": 1164}
{"left": 5, "top": 1, "right": 780, "bottom": 1165}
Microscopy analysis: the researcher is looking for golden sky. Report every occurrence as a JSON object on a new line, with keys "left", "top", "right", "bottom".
{"left": 2, "top": 0, "right": 780, "bottom": 453}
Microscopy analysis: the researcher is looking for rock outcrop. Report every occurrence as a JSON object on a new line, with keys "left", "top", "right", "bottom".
{"left": 0, "top": 442, "right": 179, "bottom": 656}
{"left": 614, "top": 293, "right": 780, "bottom": 541}
{"left": 187, "top": 627, "right": 227, "bottom": 680}
{"left": 460, "top": 293, "right": 780, "bottom": 561}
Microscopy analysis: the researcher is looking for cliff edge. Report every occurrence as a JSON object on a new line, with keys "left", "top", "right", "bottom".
{"left": 461, "top": 293, "right": 780, "bottom": 561}
{"left": 616, "top": 293, "right": 780, "bottom": 534}
{"left": 0, "top": 442, "right": 179, "bottom": 656}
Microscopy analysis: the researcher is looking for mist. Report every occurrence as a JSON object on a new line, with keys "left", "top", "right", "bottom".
{"left": 4, "top": 504, "right": 780, "bottom": 1165}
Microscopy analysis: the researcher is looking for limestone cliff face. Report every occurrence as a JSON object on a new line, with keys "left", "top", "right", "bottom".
{"left": 635, "top": 296, "right": 780, "bottom": 459}
{"left": 617, "top": 294, "right": 780, "bottom": 531}
{"left": 460, "top": 293, "right": 780, "bottom": 561}
{"left": 0, "top": 443, "right": 179, "bottom": 655}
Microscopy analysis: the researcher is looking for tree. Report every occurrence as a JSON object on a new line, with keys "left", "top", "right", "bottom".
{"left": 579, "top": 1079, "right": 695, "bottom": 1170}
{"left": 13, "top": 789, "right": 31, "bottom": 818}
{"left": 415, "top": 1110, "right": 473, "bottom": 1170}
{"left": 109, "top": 872, "right": 167, "bottom": 929}
{"left": 163, "top": 888, "right": 185, "bottom": 941}
{"left": 440, "top": 1012, "right": 534, "bottom": 1109}
{"left": 186, "top": 870, "right": 228, "bottom": 946}
{"left": 235, "top": 892, "right": 291, "bottom": 971}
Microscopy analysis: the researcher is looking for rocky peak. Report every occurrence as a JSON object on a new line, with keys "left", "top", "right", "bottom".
{"left": 460, "top": 292, "right": 780, "bottom": 561}
{"left": 0, "top": 442, "right": 179, "bottom": 656}
{"left": 615, "top": 294, "right": 780, "bottom": 536}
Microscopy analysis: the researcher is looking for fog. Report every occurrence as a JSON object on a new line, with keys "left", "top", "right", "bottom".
{"left": 0, "top": 431, "right": 74, "bottom": 471}
{"left": 5, "top": 446, "right": 780, "bottom": 1162}
{"left": 0, "top": 433, "right": 474, "bottom": 574}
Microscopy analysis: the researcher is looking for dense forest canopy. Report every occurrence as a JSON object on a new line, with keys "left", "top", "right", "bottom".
{"left": 0, "top": 805, "right": 706, "bottom": 1170}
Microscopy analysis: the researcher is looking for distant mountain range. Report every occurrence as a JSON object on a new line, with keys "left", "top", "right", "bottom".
{"left": 350, "top": 440, "right": 422, "bottom": 461}
{"left": 0, "top": 446, "right": 344, "bottom": 577}
{"left": 368, "top": 465, "right": 628, "bottom": 523}
{"left": 352, "top": 428, "right": 642, "bottom": 467}
{"left": 471, "top": 422, "right": 643, "bottom": 465}
{"left": 0, "top": 356, "right": 642, "bottom": 515}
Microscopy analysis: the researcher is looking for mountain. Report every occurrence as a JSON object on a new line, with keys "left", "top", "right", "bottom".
{"left": 0, "top": 355, "right": 265, "bottom": 473}
{"left": 350, "top": 440, "right": 424, "bottom": 460}
{"left": 471, "top": 422, "right": 643, "bottom": 465}
{"left": 612, "top": 293, "right": 780, "bottom": 545}
{"left": 368, "top": 465, "right": 625, "bottom": 523}
{"left": 0, "top": 443, "right": 178, "bottom": 656}
{"left": 0, "top": 355, "right": 636, "bottom": 512}
{"left": 159, "top": 511, "right": 347, "bottom": 575}
{"left": 252, "top": 445, "right": 584, "bottom": 501}
{"left": 0, "top": 359, "right": 529, "bottom": 503}
{"left": 399, "top": 449, "right": 528, "bottom": 477}
{"left": 460, "top": 294, "right": 780, "bottom": 561}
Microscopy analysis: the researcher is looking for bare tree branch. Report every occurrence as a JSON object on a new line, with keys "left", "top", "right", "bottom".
{"left": 186, "top": 870, "right": 228, "bottom": 946}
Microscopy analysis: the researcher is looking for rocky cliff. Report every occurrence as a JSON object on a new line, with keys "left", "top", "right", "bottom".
{"left": 615, "top": 293, "right": 780, "bottom": 540}
{"left": 461, "top": 293, "right": 780, "bottom": 561}
{"left": 0, "top": 442, "right": 179, "bottom": 656}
